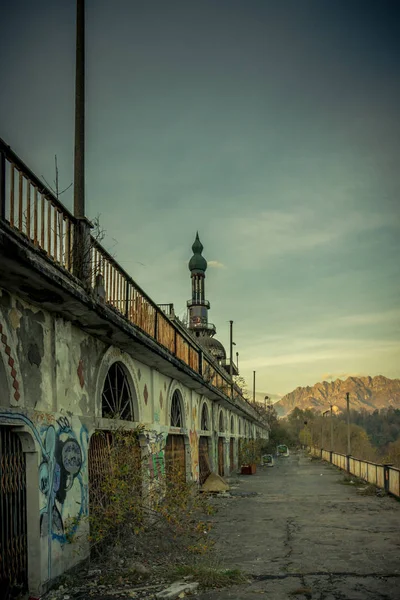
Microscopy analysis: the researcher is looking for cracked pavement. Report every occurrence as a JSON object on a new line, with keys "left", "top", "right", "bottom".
{"left": 198, "top": 453, "right": 400, "bottom": 599}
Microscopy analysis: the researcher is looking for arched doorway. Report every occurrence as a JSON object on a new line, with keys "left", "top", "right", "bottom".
{"left": 199, "top": 403, "right": 211, "bottom": 484}
{"left": 165, "top": 390, "right": 186, "bottom": 481}
{"left": 218, "top": 411, "right": 225, "bottom": 477}
{"left": 89, "top": 362, "right": 139, "bottom": 528}
{"left": 0, "top": 426, "right": 28, "bottom": 596}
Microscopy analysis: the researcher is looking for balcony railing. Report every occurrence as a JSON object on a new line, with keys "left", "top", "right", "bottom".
{"left": 157, "top": 303, "right": 175, "bottom": 316}
{"left": 190, "top": 322, "right": 216, "bottom": 333}
{"left": 0, "top": 139, "right": 76, "bottom": 272}
{"left": 186, "top": 299, "right": 210, "bottom": 309}
{"left": 0, "top": 138, "right": 261, "bottom": 424}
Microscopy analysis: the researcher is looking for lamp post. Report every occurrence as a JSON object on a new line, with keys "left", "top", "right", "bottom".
{"left": 346, "top": 392, "right": 351, "bottom": 470}
{"left": 236, "top": 351, "right": 239, "bottom": 373}
{"left": 229, "top": 320, "right": 234, "bottom": 400}
{"left": 253, "top": 370, "right": 256, "bottom": 405}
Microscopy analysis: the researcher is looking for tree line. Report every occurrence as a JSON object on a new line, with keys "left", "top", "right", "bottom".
{"left": 261, "top": 405, "right": 400, "bottom": 468}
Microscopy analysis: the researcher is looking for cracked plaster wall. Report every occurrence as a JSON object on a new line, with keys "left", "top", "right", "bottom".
{"left": 0, "top": 287, "right": 265, "bottom": 593}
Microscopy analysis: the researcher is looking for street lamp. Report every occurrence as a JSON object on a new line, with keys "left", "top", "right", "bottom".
{"left": 346, "top": 392, "right": 351, "bottom": 457}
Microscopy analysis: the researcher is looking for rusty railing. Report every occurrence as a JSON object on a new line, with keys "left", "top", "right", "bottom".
{"left": 0, "top": 138, "right": 76, "bottom": 272}
{"left": 310, "top": 447, "right": 400, "bottom": 498}
{"left": 0, "top": 139, "right": 260, "bottom": 423}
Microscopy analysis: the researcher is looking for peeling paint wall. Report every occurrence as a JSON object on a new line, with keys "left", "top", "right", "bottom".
{"left": 0, "top": 288, "right": 267, "bottom": 594}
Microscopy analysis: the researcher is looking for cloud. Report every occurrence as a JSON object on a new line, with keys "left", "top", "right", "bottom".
{"left": 238, "top": 338, "right": 400, "bottom": 370}
{"left": 208, "top": 260, "right": 226, "bottom": 269}
{"left": 338, "top": 309, "right": 400, "bottom": 326}
{"left": 208, "top": 208, "right": 391, "bottom": 270}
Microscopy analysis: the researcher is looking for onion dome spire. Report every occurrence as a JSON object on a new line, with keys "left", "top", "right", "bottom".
{"left": 188, "top": 232, "right": 207, "bottom": 272}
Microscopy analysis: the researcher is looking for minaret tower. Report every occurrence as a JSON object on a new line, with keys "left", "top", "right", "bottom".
{"left": 187, "top": 232, "right": 215, "bottom": 337}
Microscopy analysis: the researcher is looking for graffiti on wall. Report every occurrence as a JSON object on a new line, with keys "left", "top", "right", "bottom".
{"left": 143, "top": 429, "right": 166, "bottom": 478}
{"left": 38, "top": 416, "right": 86, "bottom": 541}
{"left": 0, "top": 411, "right": 88, "bottom": 578}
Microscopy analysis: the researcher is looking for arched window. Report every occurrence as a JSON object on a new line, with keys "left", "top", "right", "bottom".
{"left": 230, "top": 415, "right": 234, "bottom": 434}
{"left": 201, "top": 403, "right": 209, "bottom": 431}
{"left": 219, "top": 411, "right": 224, "bottom": 432}
{"left": 102, "top": 362, "right": 134, "bottom": 420}
{"left": 171, "top": 390, "right": 183, "bottom": 427}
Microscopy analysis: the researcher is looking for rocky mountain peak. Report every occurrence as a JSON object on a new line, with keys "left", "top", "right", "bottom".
{"left": 274, "top": 375, "right": 400, "bottom": 417}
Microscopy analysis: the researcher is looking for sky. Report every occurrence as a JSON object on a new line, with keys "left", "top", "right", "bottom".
{"left": 1, "top": 0, "right": 399, "bottom": 399}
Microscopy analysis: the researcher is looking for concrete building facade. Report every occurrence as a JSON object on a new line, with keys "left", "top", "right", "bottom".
{"left": 0, "top": 138, "right": 268, "bottom": 596}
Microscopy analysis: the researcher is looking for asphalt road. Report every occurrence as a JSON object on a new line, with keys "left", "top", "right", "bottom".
{"left": 198, "top": 452, "right": 400, "bottom": 600}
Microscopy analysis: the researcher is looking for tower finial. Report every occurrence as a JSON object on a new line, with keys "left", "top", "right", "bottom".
{"left": 191, "top": 232, "right": 204, "bottom": 257}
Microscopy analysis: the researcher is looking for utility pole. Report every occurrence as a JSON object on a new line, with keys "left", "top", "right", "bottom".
{"left": 73, "top": 0, "right": 91, "bottom": 284}
{"left": 330, "top": 404, "right": 334, "bottom": 452}
{"left": 346, "top": 392, "right": 351, "bottom": 456}
{"left": 74, "top": 0, "right": 85, "bottom": 219}
{"left": 253, "top": 370, "right": 256, "bottom": 404}
{"left": 229, "top": 320, "right": 234, "bottom": 400}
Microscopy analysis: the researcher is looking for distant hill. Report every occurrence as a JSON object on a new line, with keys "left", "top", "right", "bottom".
{"left": 274, "top": 375, "right": 400, "bottom": 417}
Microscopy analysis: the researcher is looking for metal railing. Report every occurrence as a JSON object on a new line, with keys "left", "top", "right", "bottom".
{"left": 0, "top": 138, "right": 76, "bottom": 272}
{"left": 157, "top": 303, "right": 175, "bottom": 316}
{"left": 0, "top": 138, "right": 261, "bottom": 424}
{"left": 309, "top": 447, "right": 400, "bottom": 498}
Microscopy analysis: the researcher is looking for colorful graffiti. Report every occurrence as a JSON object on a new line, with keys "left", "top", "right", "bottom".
{"left": 0, "top": 411, "right": 88, "bottom": 578}
{"left": 38, "top": 416, "right": 85, "bottom": 541}
{"left": 144, "top": 429, "right": 166, "bottom": 478}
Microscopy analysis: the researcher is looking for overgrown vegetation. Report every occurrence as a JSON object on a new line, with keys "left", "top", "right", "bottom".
{"left": 65, "top": 426, "right": 218, "bottom": 585}
{"left": 86, "top": 428, "right": 215, "bottom": 562}
{"left": 238, "top": 438, "right": 264, "bottom": 465}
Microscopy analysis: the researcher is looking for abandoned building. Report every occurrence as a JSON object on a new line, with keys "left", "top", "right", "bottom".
{"left": 0, "top": 138, "right": 268, "bottom": 596}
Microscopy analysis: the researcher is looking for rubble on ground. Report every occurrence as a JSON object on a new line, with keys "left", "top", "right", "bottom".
{"left": 200, "top": 472, "right": 229, "bottom": 493}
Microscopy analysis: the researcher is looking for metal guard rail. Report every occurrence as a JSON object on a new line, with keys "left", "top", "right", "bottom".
{"left": 309, "top": 446, "right": 400, "bottom": 498}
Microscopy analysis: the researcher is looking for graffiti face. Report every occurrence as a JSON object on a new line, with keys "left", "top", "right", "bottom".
{"left": 0, "top": 411, "right": 87, "bottom": 579}
{"left": 39, "top": 418, "right": 84, "bottom": 537}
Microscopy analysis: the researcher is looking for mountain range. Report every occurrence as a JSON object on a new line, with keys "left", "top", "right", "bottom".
{"left": 273, "top": 375, "right": 400, "bottom": 417}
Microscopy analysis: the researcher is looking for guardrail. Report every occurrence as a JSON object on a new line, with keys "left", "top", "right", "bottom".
{"left": 309, "top": 446, "right": 400, "bottom": 498}
{"left": 0, "top": 138, "right": 262, "bottom": 424}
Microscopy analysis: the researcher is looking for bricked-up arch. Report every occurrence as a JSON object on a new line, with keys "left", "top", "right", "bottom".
{"left": 101, "top": 362, "right": 135, "bottom": 420}
{"left": 201, "top": 402, "right": 209, "bottom": 431}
